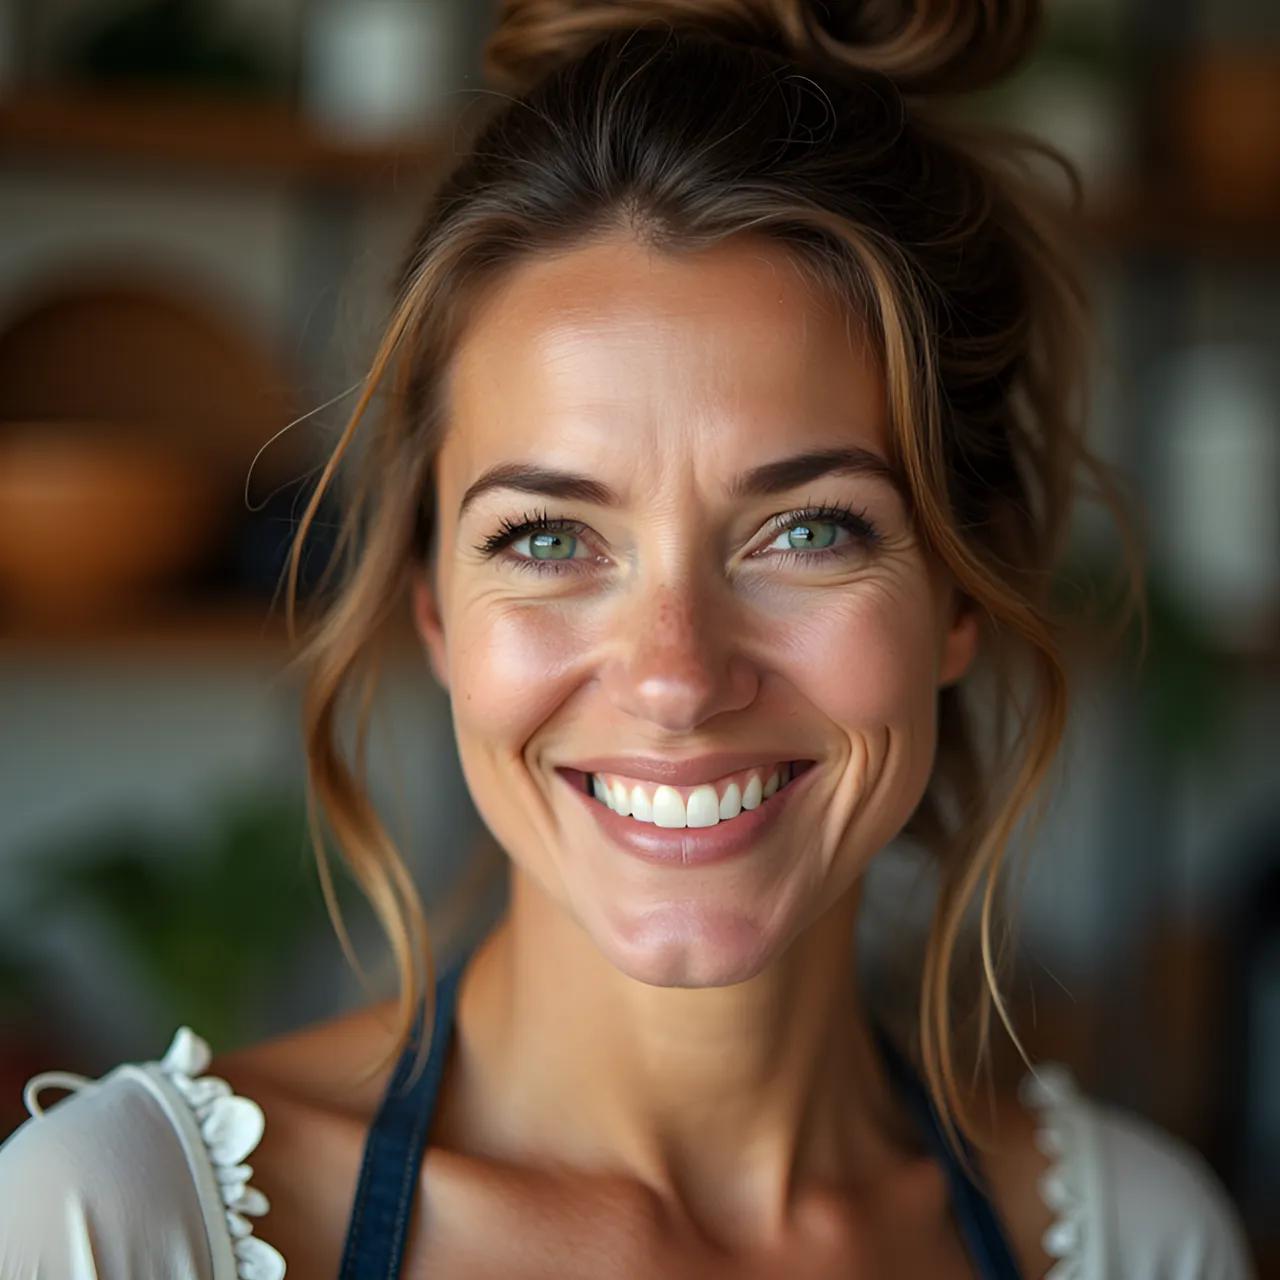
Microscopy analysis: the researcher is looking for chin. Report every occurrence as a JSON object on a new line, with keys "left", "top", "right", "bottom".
{"left": 592, "top": 901, "right": 784, "bottom": 988}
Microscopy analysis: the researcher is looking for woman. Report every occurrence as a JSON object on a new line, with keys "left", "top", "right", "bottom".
{"left": 0, "top": 2, "right": 1259, "bottom": 1277}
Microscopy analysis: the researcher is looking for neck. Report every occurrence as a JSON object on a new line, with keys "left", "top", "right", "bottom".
{"left": 441, "top": 869, "right": 925, "bottom": 1247}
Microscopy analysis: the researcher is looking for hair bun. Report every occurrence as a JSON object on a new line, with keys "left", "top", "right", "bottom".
{"left": 484, "top": 0, "right": 1042, "bottom": 99}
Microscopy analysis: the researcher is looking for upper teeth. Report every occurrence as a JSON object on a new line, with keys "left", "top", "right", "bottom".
{"left": 590, "top": 763, "right": 793, "bottom": 828}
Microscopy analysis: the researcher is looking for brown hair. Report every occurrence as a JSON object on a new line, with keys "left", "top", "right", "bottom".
{"left": 284, "top": 0, "right": 1145, "bottom": 1178}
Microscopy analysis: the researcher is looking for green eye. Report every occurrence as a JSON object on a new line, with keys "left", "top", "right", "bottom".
{"left": 528, "top": 531, "right": 578, "bottom": 560}
{"left": 784, "top": 521, "right": 839, "bottom": 551}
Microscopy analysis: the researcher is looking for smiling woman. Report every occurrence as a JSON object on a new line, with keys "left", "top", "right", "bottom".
{"left": 412, "top": 236, "right": 972, "bottom": 1007}
{"left": 0, "top": 1, "right": 1260, "bottom": 1278}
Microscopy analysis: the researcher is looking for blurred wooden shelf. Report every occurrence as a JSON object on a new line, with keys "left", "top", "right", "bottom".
{"left": 1089, "top": 184, "right": 1280, "bottom": 257}
{"left": 0, "top": 86, "right": 450, "bottom": 188}
{"left": 4, "top": 88, "right": 1280, "bottom": 253}
{"left": 0, "top": 597, "right": 421, "bottom": 662}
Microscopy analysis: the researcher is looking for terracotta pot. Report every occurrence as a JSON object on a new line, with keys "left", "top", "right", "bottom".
{"left": 0, "top": 422, "right": 225, "bottom": 622}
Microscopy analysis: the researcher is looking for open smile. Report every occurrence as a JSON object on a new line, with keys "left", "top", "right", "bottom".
{"left": 556, "top": 760, "right": 819, "bottom": 867}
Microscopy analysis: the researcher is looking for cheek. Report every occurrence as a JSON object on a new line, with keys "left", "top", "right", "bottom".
{"left": 448, "top": 598, "right": 592, "bottom": 749}
{"left": 772, "top": 584, "right": 943, "bottom": 863}
{"left": 777, "top": 584, "right": 939, "bottom": 730}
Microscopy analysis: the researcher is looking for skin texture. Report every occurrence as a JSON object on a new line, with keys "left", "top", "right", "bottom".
{"left": 408, "top": 232, "right": 982, "bottom": 1249}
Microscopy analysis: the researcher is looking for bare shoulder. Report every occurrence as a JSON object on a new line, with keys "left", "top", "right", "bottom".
{"left": 201, "top": 1002, "right": 668, "bottom": 1276}
{"left": 974, "top": 1088, "right": 1059, "bottom": 1280}
{"left": 211, "top": 997, "right": 407, "bottom": 1117}
{"left": 205, "top": 1000, "right": 408, "bottom": 1276}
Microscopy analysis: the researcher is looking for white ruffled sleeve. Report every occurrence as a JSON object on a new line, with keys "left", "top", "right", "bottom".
{"left": 1019, "top": 1062, "right": 1258, "bottom": 1280}
{"left": 0, "top": 1028, "right": 286, "bottom": 1280}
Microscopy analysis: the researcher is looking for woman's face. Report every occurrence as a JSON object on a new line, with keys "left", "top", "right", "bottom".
{"left": 413, "top": 233, "right": 977, "bottom": 988}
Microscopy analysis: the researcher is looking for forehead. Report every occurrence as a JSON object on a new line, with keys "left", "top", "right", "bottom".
{"left": 440, "top": 233, "right": 888, "bottom": 488}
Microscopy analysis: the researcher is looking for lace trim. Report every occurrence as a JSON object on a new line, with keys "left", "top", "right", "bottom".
{"left": 1018, "top": 1062, "right": 1086, "bottom": 1280}
{"left": 157, "top": 1027, "right": 287, "bottom": 1280}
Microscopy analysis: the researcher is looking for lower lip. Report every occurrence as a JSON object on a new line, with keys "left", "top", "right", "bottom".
{"left": 557, "top": 763, "right": 818, "bottom": 868}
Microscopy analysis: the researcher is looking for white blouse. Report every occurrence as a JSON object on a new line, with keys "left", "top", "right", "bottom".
{"left": 0, "top": 1027, "right": 1259, "bottom": 1279}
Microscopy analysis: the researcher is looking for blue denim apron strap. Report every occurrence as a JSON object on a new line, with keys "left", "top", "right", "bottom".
{"left": 336, "top": 950, "right": 471, "bottom": 1280}
{"left": 870, "top": 1019, "right": 1024, "bottom": 1279}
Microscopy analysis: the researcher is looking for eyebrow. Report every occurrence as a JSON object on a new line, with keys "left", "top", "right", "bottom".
{"left": 456, "top": 445, "right": 910, "bottom": 521}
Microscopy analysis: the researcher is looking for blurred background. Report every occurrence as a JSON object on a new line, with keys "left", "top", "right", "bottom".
{"left": 0, "top": 0, "right": 1276, "bottom": 1269}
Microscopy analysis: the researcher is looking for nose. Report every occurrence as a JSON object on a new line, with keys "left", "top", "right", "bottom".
{"left": 600, "top": 576, "right": 760, "bottom": 733}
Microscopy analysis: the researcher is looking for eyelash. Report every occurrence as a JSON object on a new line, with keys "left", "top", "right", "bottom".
{"left": 471, "top": 501, "right": 883, "bottom": 575}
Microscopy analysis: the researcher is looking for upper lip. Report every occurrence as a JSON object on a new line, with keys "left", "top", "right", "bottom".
{"left": 562, "top": 752, "right": 807, "bottom": 788}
